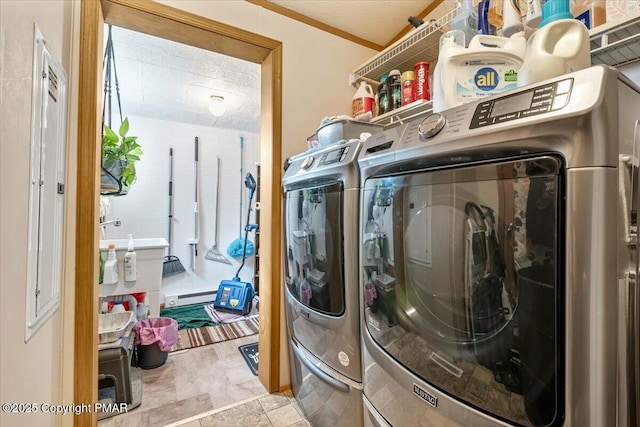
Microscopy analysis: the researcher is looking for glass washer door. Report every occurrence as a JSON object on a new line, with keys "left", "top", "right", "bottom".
{"left": 362, "top": 157, "right": 562, "bottom": 427}
{"left": 284, "top": 182, "right": 345, "bottom": 316}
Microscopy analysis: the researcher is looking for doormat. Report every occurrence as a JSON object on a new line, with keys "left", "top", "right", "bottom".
{"left": 204, "top": 295, "right": 259, "bottom": 323}
{"left": 169, "top": 318, "right": 259, "bottom": 352}
{"left": 238, "top": 342, "right": 259, "bottom": 376}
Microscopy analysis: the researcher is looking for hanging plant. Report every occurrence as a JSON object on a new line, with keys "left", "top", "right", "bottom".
{"left": 102, "top": 117, "right": 143, "bottom": 189}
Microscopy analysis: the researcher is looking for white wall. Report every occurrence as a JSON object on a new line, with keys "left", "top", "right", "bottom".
{"left": 0, "top": 1, "right": 76, "bottom": 426}
{"left": 157, "top": 0, "right": 378, "bottom": 387}
{"left": 102, "top": 116, "right": 260, "bottom": 302}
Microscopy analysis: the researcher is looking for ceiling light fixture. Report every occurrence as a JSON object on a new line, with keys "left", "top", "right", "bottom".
{"left": 208, "top": 95, "right": 226, "bottom": 117}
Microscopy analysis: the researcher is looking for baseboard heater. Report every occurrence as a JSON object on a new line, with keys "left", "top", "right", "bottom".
{"left": 164, "top": 290, "right": 217, "bottom": 308}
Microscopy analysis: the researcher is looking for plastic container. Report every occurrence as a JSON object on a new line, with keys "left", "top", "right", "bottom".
{"left": 387, "top": 69, "right": 402, "bottom": 111}
{"left": 502, "top": 0, "right": 525, "bottom": 36}
{"left": 517, "top": 0, "right": 590, "bottom": 87}
{"left": 103, "top": 243, "right": 119, "bottom": 285}
{"left": 607, "top": 1, "right": 640, "bottom": 23}
{"left": 124, "top": 234, "right": 137, "bottom": 282}
{"left": 572, "top": 0, "right": 606, "bottom": 29}
{"left": 401, "top": 70, "right": 416, "bottom": 105}
{"left": 432, "top": 30, "right": 526, "bottom": 113}
{"left": 136, "top": 302, "right": 148, "bottom": 321}
{"left": 488, "top": 0, "right": 504, "bottom": 28}
{"left": 414, "top": 62, "right": 430, "bottom": 101}
{"left": 450, "top": 0, "right": 478, "bottom": 46}
{"left": 478, "top": 0, "right": 492, "bottom": 34}
{"left": 377, "top": 74, "right": 390, "bottom": 116}
{"left": 111, "top": 301, "right": 126, "bottom": 313}
{"left": 352, "top": 81, "right": 374, "bottom": 119}
{"left": 526, "top": 0, "right": 545, "bottom": 27}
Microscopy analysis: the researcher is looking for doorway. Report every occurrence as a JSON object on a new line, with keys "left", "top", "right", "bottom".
{"left": 75, "top": 1, "right": 283, "bottom": 425}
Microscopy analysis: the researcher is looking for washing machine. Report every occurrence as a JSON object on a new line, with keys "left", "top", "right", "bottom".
{"left": 357, "top": 65, "right": 639, "bottom": 427}
{"left": 282, "top": 122, "right": 401, "bottom": 426}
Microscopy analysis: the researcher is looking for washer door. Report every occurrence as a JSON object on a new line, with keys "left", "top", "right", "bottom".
{"left": 361, "top": 157, "right": 563, "bottom": 426}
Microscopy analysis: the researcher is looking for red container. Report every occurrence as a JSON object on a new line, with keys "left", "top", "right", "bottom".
{"left": 414, "top": 61, "right": 430, "bottom": 101}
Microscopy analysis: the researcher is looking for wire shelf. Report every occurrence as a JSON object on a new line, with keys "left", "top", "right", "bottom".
{"left": 590, "top": 11, "right": 640, "bottom": 67}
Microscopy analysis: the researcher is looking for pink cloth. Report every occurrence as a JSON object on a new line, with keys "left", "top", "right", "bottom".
{"left": 133, "top": 317, "right": 178, "bottom": 352}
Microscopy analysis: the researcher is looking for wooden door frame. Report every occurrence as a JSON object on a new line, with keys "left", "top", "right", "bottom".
{"left": 75, "top": 1, "right": 282, "bottom": 425}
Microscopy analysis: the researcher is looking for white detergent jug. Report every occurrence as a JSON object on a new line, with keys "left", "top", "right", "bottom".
{"left": 433, "top": 30, "right": 526, "bottom": 113}
{"left": 517, "top": 0, "right": 590, "bottom": 87}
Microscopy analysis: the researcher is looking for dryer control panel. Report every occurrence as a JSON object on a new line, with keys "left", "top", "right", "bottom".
{"left": 470, "top": 78, "right": 574, "bottom": 129}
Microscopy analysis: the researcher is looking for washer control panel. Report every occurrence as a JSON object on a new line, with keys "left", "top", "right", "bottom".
{"left": 318, "top": 146, "right": 350, "bottom": 166}
{"left": 470, "top": 78, "right": 573, "bottom": 129}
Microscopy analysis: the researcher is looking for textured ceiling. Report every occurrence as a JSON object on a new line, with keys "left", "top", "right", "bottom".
{"left": 104, "top": 2, "right": 454, "bottom": 131}
{"left": 106, "top": 26, "right": 261, "bottom": 133}
{"left": 270, "top": 0, "right": 448, "bottom": 46}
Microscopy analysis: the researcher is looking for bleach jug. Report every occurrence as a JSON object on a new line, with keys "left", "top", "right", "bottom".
{"left": 352, "top": 81, "right": 374, "bottom": 119}
{"left": 517, "top": 0, "right": 590, "bottom": 87}
{"left": 432, "top": 30, "right": 525, "bottom": 113}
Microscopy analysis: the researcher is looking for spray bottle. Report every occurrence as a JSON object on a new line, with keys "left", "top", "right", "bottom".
{"left": 124, "top": 234, "right": 137, "bottom": 282}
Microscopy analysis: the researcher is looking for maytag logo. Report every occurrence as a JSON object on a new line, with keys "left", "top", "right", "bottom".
{"left": 413, "top": 383, "right": 437, "bottom": 407}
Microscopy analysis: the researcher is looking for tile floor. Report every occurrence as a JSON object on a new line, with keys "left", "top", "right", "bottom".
{"left": 166, "top": 391, "right": 310, "bottom": 427}
{"left": 98, "top": 335, "right": 270, "bottom": 427}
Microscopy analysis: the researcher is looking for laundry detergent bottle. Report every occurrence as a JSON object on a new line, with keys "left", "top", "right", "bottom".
{"left": 432, "top": 30, "right": 525, "bottom": 113}
{"left": 517, "top": 0, "right": 590, "bottom": 87}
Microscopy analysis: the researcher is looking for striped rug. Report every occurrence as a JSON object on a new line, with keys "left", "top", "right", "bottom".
{"left": 170, "top": 317, "right": 259, "bottom": 352}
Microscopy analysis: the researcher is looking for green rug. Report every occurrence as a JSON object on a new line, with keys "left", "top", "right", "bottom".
{"left": 160, "top": 303, "right": 217, "bottom": 330}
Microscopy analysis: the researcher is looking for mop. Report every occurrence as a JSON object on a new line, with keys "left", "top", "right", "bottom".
{"left": 205, "top": 156, "right": 232, "bottom": 264}
{"left": 227, "top": 136, "right": 255, "bottom": 257}
{"left": 163, "top": 147, "right": 186, "bottom": 277}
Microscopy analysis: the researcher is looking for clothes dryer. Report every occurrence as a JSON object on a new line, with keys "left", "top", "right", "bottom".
{"left": 357, "top": 65, "right": 640, "bottom": 427}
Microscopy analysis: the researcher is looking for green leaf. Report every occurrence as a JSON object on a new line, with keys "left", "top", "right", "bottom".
{"left": 103, "top": 125, "right": 118, "bottom": 143}
{"left": 119, "top": 117, "right": 130, "bottom": 138}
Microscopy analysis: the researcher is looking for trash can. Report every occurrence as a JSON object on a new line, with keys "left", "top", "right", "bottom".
{"left": 133, "top": 317, "right": 178, "bottom": 369}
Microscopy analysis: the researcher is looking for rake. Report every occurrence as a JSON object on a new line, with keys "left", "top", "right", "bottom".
{"left": 205, "top": 156, "right": 232, "bottom": 264}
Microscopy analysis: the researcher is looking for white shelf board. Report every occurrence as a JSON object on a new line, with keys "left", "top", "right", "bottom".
{"left": 590, "top": 11, "right": 640, "bottom": 67}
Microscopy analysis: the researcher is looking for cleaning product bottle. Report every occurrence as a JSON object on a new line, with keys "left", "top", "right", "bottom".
{"left": 478, "top": 0, "right": 492, "bottom": 34}
{"left": 387, "top": 69, "right": 403, "bottom": 111}
{"left": 488, "top": 0, "right": 504, "bottom": 28}
{"left": 352, "top": 81, "right": 374, "bottom": 119}
{"left": 502, "top": 0, "right": 525, "bottom": 36}
{"left": 377, "top": 74, "right": 390, "bottom": 116}
{"left": 136, "top": 302, "right": 147, "bottom": 320}
{"left": 517, "top": 0, "right": 590, "bottom": 87}
{"left": 111, "top": 300, "right": 126, "bottom": 313}
{"left": 432, "top": 30, "right": 525, "bottom": 113}
{"left": 124, "top": 234, "right": 137, "bottom": 282}
{"left": 525, "top": 0, "right": 545, "bottom": 27}
{"left": 103, "top": 242, "right": 119, "bottom": 285}
{"left": 572, "top": 0, "right": 606, "bottom": 29}
{"left": 450, "top": 0, "right": 478, "bottom": 46}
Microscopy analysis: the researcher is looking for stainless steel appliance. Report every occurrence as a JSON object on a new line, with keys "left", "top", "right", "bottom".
{"left": 358, "top": 66, "right": 639, "bottom": 427}
{"left": 282, "top": 126, "right": 398, "bottom": 426}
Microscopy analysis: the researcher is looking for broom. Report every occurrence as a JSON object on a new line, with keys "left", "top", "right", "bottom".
{"left": 205, "top": 156, "right": 232, "bottom": 264}
{"left": 163, "top": 147, "right": 186, "bottom": 276}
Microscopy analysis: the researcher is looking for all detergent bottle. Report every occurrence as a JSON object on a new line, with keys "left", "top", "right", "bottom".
{"left": 352, "top": 81, "right": 374, "bottom": 119}
{"left": 432, "top": 30, "right": 526, "bottom": 113}
{"left": 517, "top": 0, "right": 590, "bottom": 87}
